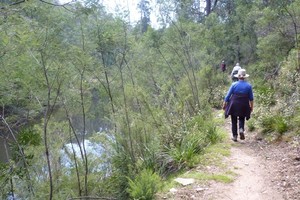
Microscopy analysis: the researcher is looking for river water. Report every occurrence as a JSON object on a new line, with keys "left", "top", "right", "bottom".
{"left": 1, "top": 134, "right": 106, "bottom": 200}
{"left": 0, "top": 134, "right": 105, "bottom": 165}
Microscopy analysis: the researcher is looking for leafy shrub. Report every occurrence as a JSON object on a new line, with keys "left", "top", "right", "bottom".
{"left": 275, "top": 117, "right": 289, "bottom": 134}
{"left": 247, "top": 119, "right": 256, "bottom": 132}
{"left": 203, "top": 121, "right": 222, "bottom": 145}
{"left": 291, "top": 108, "right": 300, "bottom": 133}
{"left": 0, "top": 163, "right": 11, "bottom": 199}
{"left": 187, "top": 115, "right": 222, "bottom": 145}
{"left": 197, "top": 66, "right": 229, "bottom": 109}
{"left": 254, "top": 83, "right": 276, "bottom": 107}
{"left": 18, "top": 128, "right": 41, "bottom": 146}
{"left": 170, "top": 132, "right": 205, "bottom": 166}
{"left": 127, "top": 169, "right": 162, "bottom": 200}
{"left": 165, "top": 115, "right": 223, "bottom": 168}
{"left": 260, "top": 115, "right": 288, "bottom": 135}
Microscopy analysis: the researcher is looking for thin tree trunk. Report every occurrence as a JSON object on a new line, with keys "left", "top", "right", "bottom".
{"left": 79, "top": 70, "right": 89, "bottom": 197}
{"left": 119, "top": 55, "right": 135, "bottom": 163}
{"left": 63, "top": 103, "right": 84, "bottom": 196}
{"left": 181, "top": 39, "right": 200, "bottom": 111}
{"left": 206, "top": 0, "right": 211, "bottom": 15}
{"left": 4, "top": 136, "right": 15, "bottom": 198}
{"left": 157, "top": 48, "right": 179, "bottom": 85}
{"left": 40, "top": 51, "right": 53, "bottom": 200}
{"left": 79, "top": 21, "right": 89, "bottom": 197}
{"left": 284, "top": 7, "right": 300, "bottom": 70}
{"left": 1, "top": 117, "right": 34, "bottom": 195}
{"left": 102, "top": 60, "right": 116, "bottom": 114}
{"left": 40, "top": 50, "right": 62, "bottom": 200}
{"left": 119, "top": 23, "right": 135, "bottom": 163}
{"left": 123, "top": 58, "right": 149, "bottom": 148}
{"left": 166, "top": 42, "right": 196, "bottom": 113}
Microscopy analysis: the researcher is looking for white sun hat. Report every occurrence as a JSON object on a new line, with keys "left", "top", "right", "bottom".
{"left": 234, "top": 68, "right": 249, "bottom": 78}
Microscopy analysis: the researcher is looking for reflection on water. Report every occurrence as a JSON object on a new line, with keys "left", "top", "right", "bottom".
{"left": 62, "top": 139, "right": 105, "bottom": 171}
{"left": 1, "top": 137, "right": 109, "bottom": 199}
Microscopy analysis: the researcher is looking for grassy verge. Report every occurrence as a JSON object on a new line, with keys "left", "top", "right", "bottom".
{"left": 160, "top": 139, "right": 234, "bottom": 193}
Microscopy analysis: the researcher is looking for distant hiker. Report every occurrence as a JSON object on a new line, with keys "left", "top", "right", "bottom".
{"left": 230, "top": 63, "right": 241, "bottom": 82}
{"left": 220, "top": 60, "right": 226, "bottom": 72}
{"left": 222, "top": 69, "right": 254, "bottom": 142}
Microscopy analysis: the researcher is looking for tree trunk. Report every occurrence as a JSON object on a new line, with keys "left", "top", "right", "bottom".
{"left": 206, "top": 0, "right": 211, "bottom": 16}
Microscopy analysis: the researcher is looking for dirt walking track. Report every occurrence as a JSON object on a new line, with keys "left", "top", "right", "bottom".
{"left": 211, "top": 121, "right": 283, "bottom": 200}
{"left": 213, "top": 142, "right": 283, "bottom": 200}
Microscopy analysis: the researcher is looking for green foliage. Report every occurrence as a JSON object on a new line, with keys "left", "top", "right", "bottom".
{"left": 110, "top": 146, "right": 136, "bottom": 199}
{"left": 273, "top": 50, "right": 300, "bottom": 117}
{"left": 254, "top": 82, "right": 276, "bottom": 106}
{"left": 254, "top": 48, "right": 300, "bottom": 138}
{"left": 187, "top": 115, "right": 222, "bottom": 145}
{"left": 260, "top": 115, "right": 288, "bottom": 135}
{"left": 204, "top": 121, "right": 221, "bottom": 145}
{"left": 127, "top": 169, "right": 162, "bottom": 200}
{"left": 169, "top": 132, "right": 205, "bottom": 167}
{"left": 255, "top": 5, "right": 295, "bottom": 66}
{"left": 197, "top": 66, "right": 229, "bottom": 109}
{"left": 168, "top": 115, "right": 222, "bottom": 168}
{"left": 257, "top": 33, "right": 292, "bottom": 65}
{"left": 291, "top": 113, "right": 300, "bottom": 133}
{"left": 17, "top": 128, "right": 41, "bottom": 146}
{"left": 0, "top": 163, "right": 11, "bottom": 199}
{"left": 247, "top": 119, "right": 256, "bottom": 132}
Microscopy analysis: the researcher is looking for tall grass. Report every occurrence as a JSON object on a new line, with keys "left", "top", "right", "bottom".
{"left": 260, "top": 115, "right": 288, "bottom": 135}
{"left": 127, "top": 169, "right": 162, "bottom": 200}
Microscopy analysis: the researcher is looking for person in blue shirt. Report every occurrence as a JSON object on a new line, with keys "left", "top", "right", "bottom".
{"left": 222, "top": 69, "right": 254, "bottom": 142}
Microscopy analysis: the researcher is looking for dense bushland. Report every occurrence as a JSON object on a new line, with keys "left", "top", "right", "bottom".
{"left": 0, "top": 0, "right": 299, "bottom": 199}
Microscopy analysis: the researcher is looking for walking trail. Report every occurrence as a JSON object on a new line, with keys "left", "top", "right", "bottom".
{"left": 211, "top": 121, "right": 283, "bottom": 200}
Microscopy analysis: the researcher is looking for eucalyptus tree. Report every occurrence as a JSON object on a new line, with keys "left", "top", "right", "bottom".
{"left": 14, "top": 2, "right": 75, "bottom": 199}
{"left": 89, "top": 14, "right": 144, "bottom": 198}
{"left": 175, "top": 0, "right": 202, "bottom": 21}
{"left": 154, "top": 0, "right": 221, "bottom": 23}
{"left": 255, "top": 0, "right": 300, "bottom": 73}
{"left": 137, "top": 0, "right": 151, "bottom": 33}
{"left": 204, "top": 0, "right": 219, "bottom": 16}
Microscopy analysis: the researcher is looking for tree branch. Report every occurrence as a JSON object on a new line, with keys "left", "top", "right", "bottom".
{"left": 1, "top": 0, "right": 76, "bottom": 12}
{"left": 39, "top": 0, "right": 75, "bottom": 7}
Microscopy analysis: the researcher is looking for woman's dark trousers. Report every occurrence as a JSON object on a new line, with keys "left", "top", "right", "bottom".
{"left": 231, "top": 115, "right": 245, "bottom": 137}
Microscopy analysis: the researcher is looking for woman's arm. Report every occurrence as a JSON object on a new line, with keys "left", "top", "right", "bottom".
{"left": 224, "top": 85, "right": 234, "bottom": 102}
{"left": 223, "top": 84, "right": 235, "bottom": 110}
{"left": 222, "top": 101, "right": 227, "bottom": 110}
{"left": 249, "top": 101, "right": 254, "bottom": 112}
